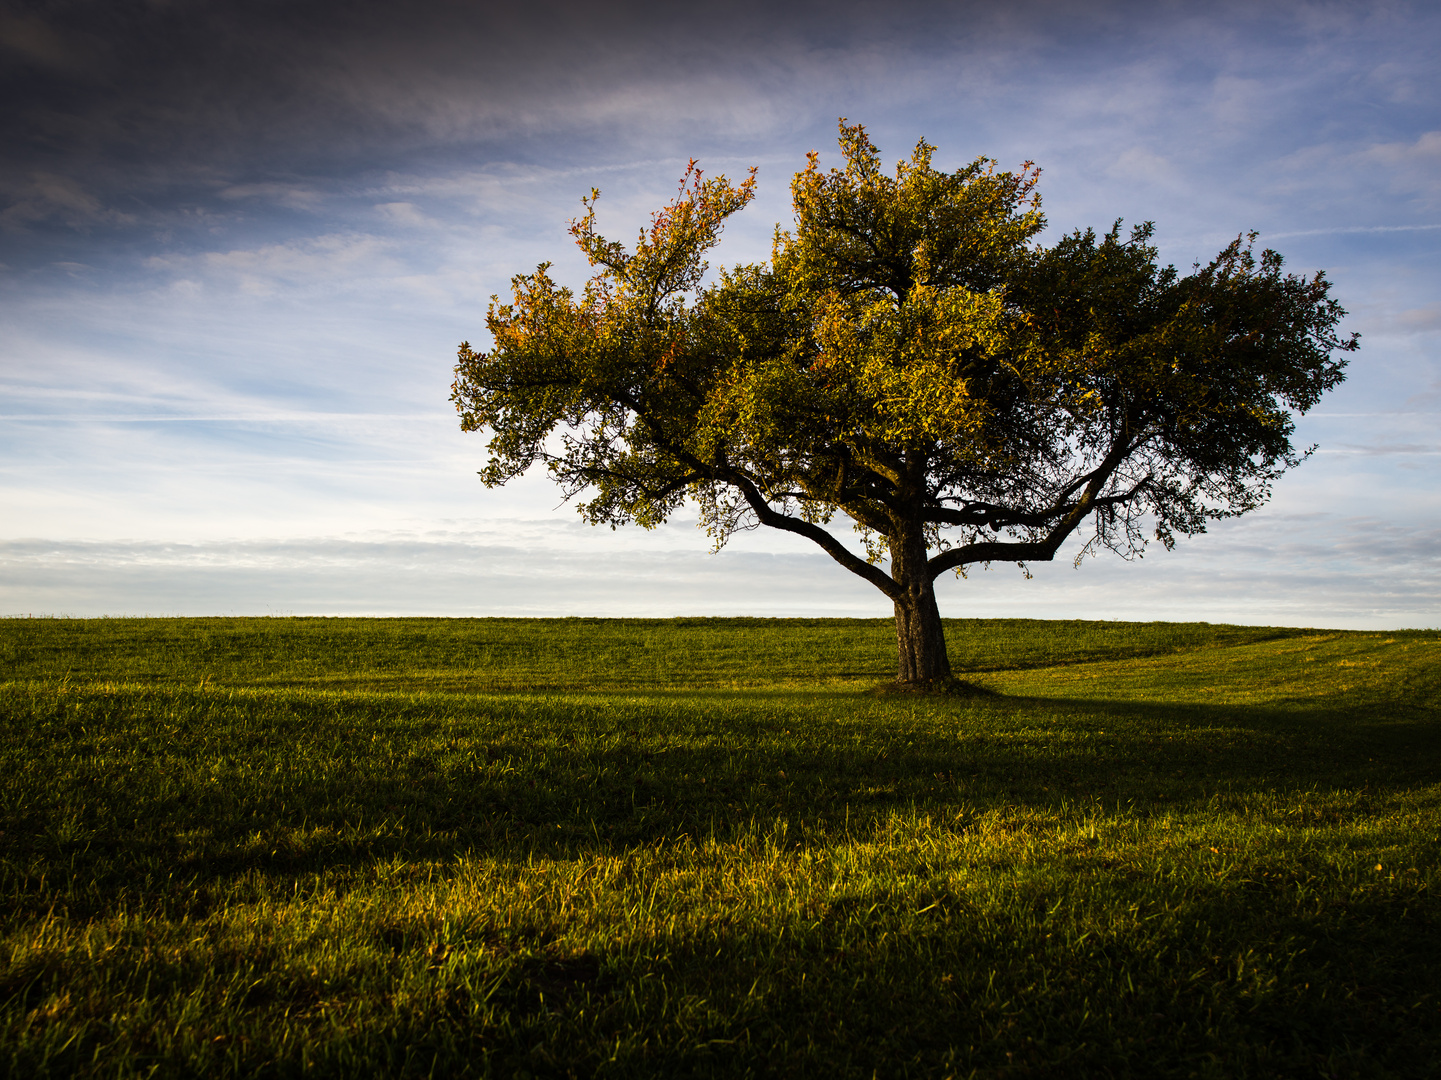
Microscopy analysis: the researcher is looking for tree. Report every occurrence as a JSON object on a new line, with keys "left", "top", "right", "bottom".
{"left": 452, "top": 121, "right": 1356, "bottom": 687}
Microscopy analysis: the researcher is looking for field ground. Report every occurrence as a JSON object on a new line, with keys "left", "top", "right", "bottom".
{"left": 0, "top": 617, "right": 1438, "bottom": 1078}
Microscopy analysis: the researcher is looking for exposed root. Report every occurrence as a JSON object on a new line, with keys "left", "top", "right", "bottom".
{"left": 869, "top": 676, "right": 999, "bottom": 697}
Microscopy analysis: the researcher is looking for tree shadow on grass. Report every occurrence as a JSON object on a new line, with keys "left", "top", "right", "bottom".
{"left": 5, "top": 684, "right": 1437, "bottom": 914}
{"left": 9, "top": 872, "right": 1437, "bottom": 1080}
{"left": 4, "top": 687, "right": 1440, "bottom": 1076}
{"left": 454, "top": 874, "right": 1441, "bottom": 1080}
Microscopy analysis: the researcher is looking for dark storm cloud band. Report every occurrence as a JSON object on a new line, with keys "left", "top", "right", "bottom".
{"left": 8, "top": 0, "right": 1419, "bottom": 197}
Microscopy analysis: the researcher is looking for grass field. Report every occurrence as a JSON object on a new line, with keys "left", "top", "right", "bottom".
{"left": 1, "top": 616, "right": 1438, "bottom": 1078}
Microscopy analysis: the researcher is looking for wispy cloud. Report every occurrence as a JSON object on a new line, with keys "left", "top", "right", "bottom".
{"left": 1355, "top": 130, "right": 1441, "bottom": 203}
{"left": 0, "top": 12, "right": 89, "bottom": 75}
{"left": 0, "top": 412, "right": 450, "bottom": 422}
{"left": 1264, "top": 223, "right": 1441, "bottom": 240}
{"left": 158, "top": 233, "right": 401, "bottom": 295}
{"left": 0, "top": 173, "right": 136, "bottom": 231}
{"left": 4, "top": 510, "right": 1437, "bottom": 627}
{"left": 1395, "top": 304, "right": 1441, "bottom": 332}
{"left": 1323, "top": 443, "right": 1441, "bottom": 456}
{"left": 218, "top": 182, "right": 327, "bottom": 211}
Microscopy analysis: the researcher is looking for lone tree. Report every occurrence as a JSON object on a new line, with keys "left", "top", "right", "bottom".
{"left": 452, "top": 122, "right": 1355, "bottom": 687}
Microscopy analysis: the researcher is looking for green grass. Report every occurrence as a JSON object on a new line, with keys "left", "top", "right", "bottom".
{"left": 0, "top": 617, "right": 1437, "bottom": 1078}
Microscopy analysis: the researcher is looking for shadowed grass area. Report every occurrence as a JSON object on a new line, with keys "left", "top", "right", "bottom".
{"left": 0, "top": 617, "right": 1437, "bottom": 1077}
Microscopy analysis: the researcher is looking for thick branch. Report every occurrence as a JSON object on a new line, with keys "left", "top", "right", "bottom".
{"left": 608, "top": 389, "right": 901, "bottom": 598}
{"left": 730, "top": 474, "right": 902, "bottom": 599}
{"left": 925, "top": 485, "right": 1144, "bottom": 531}
{"left": 925, "top": 431, "right": 1145, "bottom": 580}
{"left": 926, "top": 535, "right": 1071, "bottom": 574}
{"left": 926, "top": 414, "right": 1147, "bottom": 530}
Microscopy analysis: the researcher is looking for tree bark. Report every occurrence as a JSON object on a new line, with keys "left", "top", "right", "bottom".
{"left": 894, "top": 587, "right": 951, "bottom": 685}
{"left": 889, "top": 525, "right": 953, "bottom": 686}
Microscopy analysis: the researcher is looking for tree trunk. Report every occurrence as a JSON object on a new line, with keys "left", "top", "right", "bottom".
{"left": 894, "top": 587, "right": 951, "bottom": 685}
{"left": 890, "top": 526, "right": 952, "bottom": 686}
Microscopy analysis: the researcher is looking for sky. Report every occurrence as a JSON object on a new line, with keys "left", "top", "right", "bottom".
{"left": 1, "top": 0, "right": 1438, "bottom": 626}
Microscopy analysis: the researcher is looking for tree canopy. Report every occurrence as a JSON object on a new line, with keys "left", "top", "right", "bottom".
{"left": 452, "top": 122, "right": 1356, "bottom": 686}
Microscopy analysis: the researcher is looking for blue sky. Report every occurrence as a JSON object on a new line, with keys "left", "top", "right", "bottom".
{"left": 2, "top": 0, "right": 1438, "bottom": 625}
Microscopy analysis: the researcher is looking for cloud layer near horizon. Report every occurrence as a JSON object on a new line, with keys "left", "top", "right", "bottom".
{"left": 5, "top": 508, "right": 1438, "bottom": 628}
{"left": 2, "top": 0, "right": 1438, "bottom": 626}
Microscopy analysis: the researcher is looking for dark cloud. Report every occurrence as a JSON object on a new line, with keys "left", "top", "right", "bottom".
{"left": 8, "top": 0, "right": 1430, "bottom": 188}
{"left": 0, "top": 0, "right": 973, "bottom": 264}
{"left": 0, "top": 1, "right": 986, "bottom": 180}
{"left": 0, "top": 0, "right": 1434, "bottom": 275}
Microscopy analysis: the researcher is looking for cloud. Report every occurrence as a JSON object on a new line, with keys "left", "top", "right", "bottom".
{"left": 1264, "top": 223, "right": 1441, "bottom": 240}
{"left": 0, "top": 0, "right": 892, "bottom": 191}
{"left": 373, "top": 202, "right": 436, "bottom": 229}
{"left": 0, "top": 0, "right": 1433, "bottom": 264}
{"left": 0, "top": 13, "right": 84, "bottom": 74}
{"left": 1395, "top": 304, "right": 1441, "bottom": 333}
{"left": 0, "top": 411, "right": 448, "bottom": 423}
{"left": 1104, "top": 147, "right": 1179, "bottom": 187}
{"left": 4, "top": 510, "right": 1438, "bottom": 627}
{"left": 1204, "top": 74, "right": 1270, "bottom": 131}
{"left": 1, "top": 2, "right": 1394, "bottom": 190}
{"left": 146, "top": 233, "right": 400, "bottom": 296}
{"left": 0, "top": 173, "right": 136, "bottom": 230}
{"left": 0, "top": 531, "right": 887, "bottom": 618}
{"left": 1328, "top": 443, "right": 1441, "bottom": 456}
{"left": 218, "top": 183, "right": 326, "bottom": 211}
{"left": 1355, "top": 130, "right": 1441, "bottom": 204}
{"left": 1361, "top": 130, "right": 1441, "bottom": 165}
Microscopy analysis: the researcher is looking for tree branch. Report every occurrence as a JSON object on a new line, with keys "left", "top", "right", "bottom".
{"left": 924, "top": 484, "right": 1143, "bottom": 531}
{"left": 729, "top": 473, "right": 902, "bottom": 599}
{"left": 924, "top": 432, "right": 1146, "bottom": 580}
{"left": 604, "top": 388, "right": 901, "bottom": 598}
